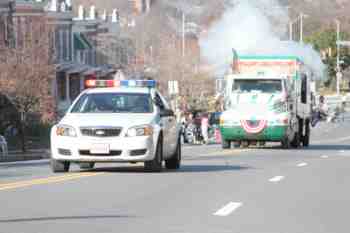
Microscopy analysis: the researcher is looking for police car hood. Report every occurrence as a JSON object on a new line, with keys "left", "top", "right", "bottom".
{"left": 60, "top": 113, "right": 155, "bottom": 129}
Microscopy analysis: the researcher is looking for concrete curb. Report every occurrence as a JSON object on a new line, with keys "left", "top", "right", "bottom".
{"left": 0, "top": 159, "right": 50, "bottom": 167}
{"left": 0, "top": 150, "right": 50, "bottom": 163}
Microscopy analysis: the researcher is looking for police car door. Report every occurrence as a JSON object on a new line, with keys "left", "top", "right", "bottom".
{"left": 155, "top": 92, "right": 177, "bottom": 159}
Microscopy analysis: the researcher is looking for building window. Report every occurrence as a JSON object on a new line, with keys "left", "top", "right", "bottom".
{"left": 68, "top": 29, "right": 72, "bottom": 61}
{"left": 62, "top": 30, "right": 67, "bottom": 60}
{"left": 57, "top": 72, "right": 66, "bottom": 101}
{"left": 55, "top": 29, "right": 60, "bottom": 61}
{"left": 0, "top": 16, "right": 5, "bottom": 46}
{"left": 69, "top": 75, "right": 81, "bottom": 101}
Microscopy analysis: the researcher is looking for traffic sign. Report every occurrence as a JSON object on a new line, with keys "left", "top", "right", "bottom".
{"left": 168, "top": 80, "right": 179, "bottom": 95}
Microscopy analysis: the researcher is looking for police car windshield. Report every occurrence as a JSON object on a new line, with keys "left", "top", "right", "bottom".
{"left": 233, "top": 79, "right": 282, "bottom": 93}
{"left": 71, "top": 93, "right": 154, "bottom": 114}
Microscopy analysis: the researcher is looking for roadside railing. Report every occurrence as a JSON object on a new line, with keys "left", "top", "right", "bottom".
{"left": 315, "top": 94, "right": 350, "bottom": 112}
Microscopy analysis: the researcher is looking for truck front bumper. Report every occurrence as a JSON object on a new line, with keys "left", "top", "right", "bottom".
{"left": 220, "top": 125, "right": 288, "bottom": 142}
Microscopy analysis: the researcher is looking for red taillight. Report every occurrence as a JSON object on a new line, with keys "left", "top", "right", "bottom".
{"left": 105, "top": 80, "right": 114, "bottom": 87}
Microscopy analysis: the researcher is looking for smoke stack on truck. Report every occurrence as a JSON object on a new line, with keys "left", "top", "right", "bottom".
{"left": 219, "top": 52, "right": 315, "bottom": 149}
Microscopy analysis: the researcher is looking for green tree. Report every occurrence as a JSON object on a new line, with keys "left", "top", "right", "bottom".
{"left": 305, "top": 29, "right": 350, "bottom": 87}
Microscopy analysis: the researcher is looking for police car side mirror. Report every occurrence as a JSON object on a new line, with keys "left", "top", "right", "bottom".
{"left": 160, "top": 109, "right": 174, "bottom": 118}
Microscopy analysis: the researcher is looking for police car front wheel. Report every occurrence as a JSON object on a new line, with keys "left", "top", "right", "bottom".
{"left": 165, "top": 138, "right": 181, "bottom": 169}
{"left": 51, "top": 159, "right": 70, "bottom": 173}
{"left": 144, "top": 139, "right": 163, "bottom": 172}
{"left": 79, "top": 162, "right": 95, "bottom": 170}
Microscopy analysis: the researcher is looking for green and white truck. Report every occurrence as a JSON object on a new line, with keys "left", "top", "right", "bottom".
{"left": 219, "top": 54, "right": 315, "bottom": 149}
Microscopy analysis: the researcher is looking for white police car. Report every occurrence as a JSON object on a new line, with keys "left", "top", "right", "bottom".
{"left": 50, "top": 79, "right": 181, "bottom": 173}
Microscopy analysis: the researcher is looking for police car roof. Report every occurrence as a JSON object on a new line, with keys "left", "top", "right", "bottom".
{"left": 84, "top": 87, "right": 154, "bottom": 95}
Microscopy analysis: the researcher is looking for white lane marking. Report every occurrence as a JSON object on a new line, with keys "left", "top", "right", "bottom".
{"left": 297, "top": 162, "right": 308, "bottom": 167}
{"left": 269, "top": 176, "right": 285, "bottom": 182}
{"left": 213, "top": 202, "right": 243, "bottom": 217}
{"left": 321, "top": 155, "right": 329, "bottom": 158}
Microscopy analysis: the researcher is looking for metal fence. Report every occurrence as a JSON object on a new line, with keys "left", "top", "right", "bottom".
{"left": 322, "top": 94, "right": 350, "bottom": 112}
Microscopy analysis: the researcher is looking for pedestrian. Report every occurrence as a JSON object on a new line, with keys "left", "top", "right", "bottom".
{"left": 201, "top": 113, "right": 209, "bottom": 145}
{"left": 311, "top": 95, "right": 329, "bottom": 127}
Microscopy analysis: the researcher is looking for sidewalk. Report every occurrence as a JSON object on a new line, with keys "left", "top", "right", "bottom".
{"left": 0, "top": 149, "right": 50, "bottom": 163}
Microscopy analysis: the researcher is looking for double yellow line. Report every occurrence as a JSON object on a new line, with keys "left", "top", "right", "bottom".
{"left": 0, "top": 172, "right": 103, "bottom": 191}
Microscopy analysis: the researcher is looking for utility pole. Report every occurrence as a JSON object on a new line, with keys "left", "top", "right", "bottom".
{"left": 289, "top": 12, "right": 308, "bottom": 43}
{"left": 182, "top": 11, "right": 185, "bottom": 58}
{"left": 336, "top": 19, "right": 341, "bottom": 95}
{"left": 300, "top": 13, "right": 304, "bottom": 43}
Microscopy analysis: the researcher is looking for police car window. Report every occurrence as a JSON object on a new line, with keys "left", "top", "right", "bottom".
{"left": 71, "top": 94, "right": 88, "bottom": 112}
{"left": 154, "top": 93, "right": 165, "bottom": 110}
{"left": 71, "top": 93, "right": 154, "bottom": 113}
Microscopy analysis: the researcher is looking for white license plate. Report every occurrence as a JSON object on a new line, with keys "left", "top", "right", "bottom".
{"left": 90, "top": 144, "right": 110, "bottom": 154}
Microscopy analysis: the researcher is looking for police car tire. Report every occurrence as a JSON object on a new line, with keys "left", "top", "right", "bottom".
{"left": 79, "top": 162, "right": 95, "bottom": 169}
{"left": 144, "top": 138, "right": 163, "bottom": 172}
{"left": 165, "top": 138, "right": 181, "bottom": 169}
{"left": 222, "top": 139, "right": 231, "bottom": 149}
{"left": 51, "top": 159, "right": 70, "bottom": 173}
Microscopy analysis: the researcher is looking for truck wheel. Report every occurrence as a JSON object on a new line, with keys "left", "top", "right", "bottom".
{"left": 222, "top": 139, "right": 231, "bottom": 149}
{"left": 291, "top": 132, "right": 301, "bottom": 148}
{"left": 281, "top": 138, "right": 291, "bottom": 149}
{"left": 233, "top": 141, "right": 241, "bottom": 148}
{"left": 241, "top": 141, "right": 249, "bottom": 148}
{"left": 303, "top": 120, "right": 310, "bottom": 147}
{"left": 51, "top": 159, "right": 70, "bottom": 173}
{"left": 165, "top": 138, "right": 181, "bottom": 169}
{"left": 79, "top": 162, "right": 95, "bottom": 169}
{"left": 144, "top": 139, "right": 163, "bottom": 172}
{"left": 258, "top": 141, "right": 266, "bottom": 147}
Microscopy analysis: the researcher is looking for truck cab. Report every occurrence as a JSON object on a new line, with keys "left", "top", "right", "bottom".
{"left": 220, "top": 55, "right": 314, "bottom": 149}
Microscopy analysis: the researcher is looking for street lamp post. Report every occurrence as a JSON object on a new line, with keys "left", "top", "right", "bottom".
{"left": 335, "top": 19, "right": 341, "bottom": 95}
{"left": 300, "top": 13, "right": 303, "bottom": 43}
{"left": 289, "top": 12, "right": 309, "bottom": 43}
{"left": 182, "top": 12, "right": 185, "bottom": 58}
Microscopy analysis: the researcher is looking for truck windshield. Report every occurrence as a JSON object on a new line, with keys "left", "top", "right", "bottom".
{"left": 232, "top": 79, "right": 282, "bottom": 93}
{"left": 70, "top": 93, "right": 154, "bottom": 113}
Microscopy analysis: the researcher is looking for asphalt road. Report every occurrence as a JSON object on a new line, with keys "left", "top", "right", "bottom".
{"left": 1, "top": 120, "right": 350, "bottom": 233}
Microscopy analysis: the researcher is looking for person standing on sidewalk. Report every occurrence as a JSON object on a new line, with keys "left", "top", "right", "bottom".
{"left": 201, "top": 113, "right": 209, "bottom": 145}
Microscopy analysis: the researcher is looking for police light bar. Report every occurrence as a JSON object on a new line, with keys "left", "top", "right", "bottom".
{"left": 85, "top": 79, "right": 156, "bottom": 88}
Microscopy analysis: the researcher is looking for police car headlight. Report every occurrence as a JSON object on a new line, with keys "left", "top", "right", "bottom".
{"left": 56, "top": 125, "right": 77, "bottom": 137}
{"left": 126, "top": 125, "right": 153, "bottom": 137}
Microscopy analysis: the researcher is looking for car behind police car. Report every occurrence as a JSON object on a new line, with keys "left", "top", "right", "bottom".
{"left": 50, "top": 80, "right": 181, "bottom": 173}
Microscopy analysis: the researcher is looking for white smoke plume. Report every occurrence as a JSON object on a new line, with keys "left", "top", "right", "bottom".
{"left": 199, "top": 0, "right": 326, "bottom": 79}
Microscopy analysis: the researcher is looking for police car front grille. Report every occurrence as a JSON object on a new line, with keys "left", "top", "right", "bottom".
{"left": 80, "top": 127, "right": 122, "bottom": 137}
{"left": 79, "top": 150, "right": 122, "bottom": 156}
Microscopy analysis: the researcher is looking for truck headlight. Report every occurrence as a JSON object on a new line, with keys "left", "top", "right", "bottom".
{"left": 272, "top": 101, "right": 288, "bottom": 113}
{"left": 126, "top": 125, "right": 153, "bottom": 137}
{"left": 220, "top": 118, "right": 240, "bottom": 126}
{"left": 56, "top": 125, "right": 77, "bottom": 137}
{"left": 219, "top": 117, "right": 225, "bottom": 125}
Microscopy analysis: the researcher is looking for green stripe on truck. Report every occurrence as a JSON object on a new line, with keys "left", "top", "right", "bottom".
{"left": 220, "top": 126, "right": 288, "bottom": 141}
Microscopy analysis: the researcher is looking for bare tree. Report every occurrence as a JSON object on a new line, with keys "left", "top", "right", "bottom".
{"left": 0, "top": 16, "right": 55, "bottom": 151}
